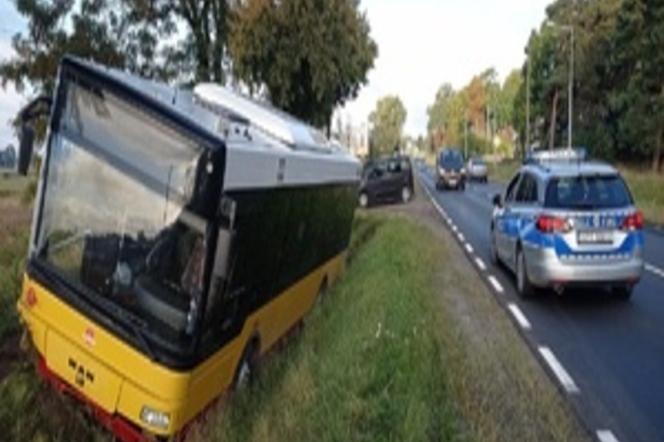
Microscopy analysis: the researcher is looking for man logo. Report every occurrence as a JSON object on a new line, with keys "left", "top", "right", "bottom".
{"left": 83, "top": 327, "right": 96, "bottom": 347}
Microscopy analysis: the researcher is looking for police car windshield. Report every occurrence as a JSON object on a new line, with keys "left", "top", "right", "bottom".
{"left": 544, "top": 175, "right": 633, "bottom": 210}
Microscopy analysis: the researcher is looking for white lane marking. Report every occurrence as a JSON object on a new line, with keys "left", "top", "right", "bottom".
{"left": 457, "top": 232, "right": 465, "bottom": 242}
{"left": 451, "top": 224, "right": 458, "bottom": 233}
{"left": 475, "top": 257, "right": 487, "bottom": 271}
{"left": 645, "top": 263, "right": 664, "bottom": 279}
{"left": 538, "top": 347, "right": 580, "bottom": 394}
{"left": 488, "top": 275, "right": 504, "bottom": 294}
{"left": 465, "top": 243, "right": 474, "bottom": 254}
{"left": 596, "top": 430, "right": 619, "bottom": 442}
{"left": 507, "top": 303, "right": 532, "bottom": 330}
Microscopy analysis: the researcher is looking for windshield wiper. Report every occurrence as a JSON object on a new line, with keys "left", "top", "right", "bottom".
{"left": 124, "top": 319, "right": 157, "bottom": 361}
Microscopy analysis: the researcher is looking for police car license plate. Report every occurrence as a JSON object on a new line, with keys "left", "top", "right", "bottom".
{"left": 578, "top": 230, "right": 613, "bottom": 245}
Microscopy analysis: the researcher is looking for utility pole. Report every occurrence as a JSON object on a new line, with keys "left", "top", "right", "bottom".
{"left": 464, "top": 118, "right": 468, "bottom": 159}
{"left": 568, "top": 25, "right": 574, "bottom": 150}
{"left": 543, "top": 21, "right": 575, "bottom": 151}
{"left": 526, "top": 47, "right": 531, "bottom": 158}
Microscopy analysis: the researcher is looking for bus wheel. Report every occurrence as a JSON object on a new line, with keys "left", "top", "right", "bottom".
{"left": 317, "top": 276, "right": 329, "bottom": 305}
{"left": 234, "top": 340, "right": 258, "bottom": 390}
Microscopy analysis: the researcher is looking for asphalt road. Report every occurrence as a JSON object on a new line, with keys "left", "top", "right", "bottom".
{"left": 417, "top": 165, "right": 664, "bottom": 442}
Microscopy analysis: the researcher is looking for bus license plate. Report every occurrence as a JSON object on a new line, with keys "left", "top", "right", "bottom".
{"left": 578, "top": 230, "right": 613, "bottom": 245}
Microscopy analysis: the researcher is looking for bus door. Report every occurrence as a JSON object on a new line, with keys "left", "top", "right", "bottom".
{"left": 204, "top": 196, "right": 239, "bottom": 335}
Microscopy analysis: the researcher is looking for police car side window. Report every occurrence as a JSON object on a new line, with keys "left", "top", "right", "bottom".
{"left": 516, "top": 174, "right": 538, "bottom": 203}
{"left": 505, "top": 173, "right": 521, "bottom": 203}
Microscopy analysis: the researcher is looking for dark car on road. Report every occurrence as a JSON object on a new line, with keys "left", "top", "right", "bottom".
{"left": 436, "top": 148, "right": 466, "bottom": 190}
{"left": 359, "top": 155, "right": 413, "bottom": 208}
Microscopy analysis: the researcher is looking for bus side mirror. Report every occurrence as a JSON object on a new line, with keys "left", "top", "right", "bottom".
{"left": 492, "top": 193, "right": 502, "bottom": 208}
{"left": 17, "top": 124, "right": 35, "bottom": 176}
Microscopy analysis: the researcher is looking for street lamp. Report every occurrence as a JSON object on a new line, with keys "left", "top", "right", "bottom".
{"left": 545, "top": 22, "right": 575, "bottom": 150}
{"left": 525, "top": 45, "right": 531, "bottom": 157}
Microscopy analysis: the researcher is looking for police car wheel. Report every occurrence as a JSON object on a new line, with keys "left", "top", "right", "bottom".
{"left": 516, "top": 249, "right": 534, "bottom": 297}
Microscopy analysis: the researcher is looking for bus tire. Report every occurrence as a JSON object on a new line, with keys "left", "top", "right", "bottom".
{"left": 317, "top": 276, "right": 329, "bottom": 305}
{"left": 233, "top": 339, "right": 259, "bottom": 390}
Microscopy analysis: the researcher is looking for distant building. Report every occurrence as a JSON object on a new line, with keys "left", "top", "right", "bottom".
{"left": 0, "top": 144, "right": 16, "bottom": 169}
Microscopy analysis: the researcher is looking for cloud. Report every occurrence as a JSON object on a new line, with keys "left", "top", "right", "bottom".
{"left": 340, "top": 0, "right": 550, "bottom": 136}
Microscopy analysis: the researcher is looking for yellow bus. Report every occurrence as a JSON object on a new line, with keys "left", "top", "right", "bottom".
{"left": 15, "top": 56, "right": 360, "bottom": 441}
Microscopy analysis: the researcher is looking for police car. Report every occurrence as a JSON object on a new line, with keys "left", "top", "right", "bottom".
{"left": 489, "top": 149, "right": 644, "bottom": 299}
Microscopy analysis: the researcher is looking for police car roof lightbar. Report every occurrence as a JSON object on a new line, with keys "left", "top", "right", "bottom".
{"left": 525, "top": 147, "right": 587, "bottom": 165}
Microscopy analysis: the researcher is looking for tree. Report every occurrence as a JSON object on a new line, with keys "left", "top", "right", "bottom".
{"left": 427, "top": 83, "right": 455, "bottom": 146}
{"left": 606, "top": 0, "right": 664, "bottom": 171}
{"left": 497, "top": 70, "right": 522, "bottom": 131}
{"left": 229, "top": 0, "right": 377, "bottom": 129}
{"left": 1, "top": 0, "right": 235, "bottom": 100}
{"left": 0, "top": 0, "right": 174, "bottom": 95}
{"left": 369, "top": 96, "right": 406, "bottom": 157}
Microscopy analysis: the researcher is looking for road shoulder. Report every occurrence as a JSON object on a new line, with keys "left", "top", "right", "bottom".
{"left": 381, "top": 182, "right": 590, "bottom": 442}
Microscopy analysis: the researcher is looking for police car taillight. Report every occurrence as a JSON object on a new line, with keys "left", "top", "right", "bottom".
{"left": 536, "top": 215, "right": 571, "bottom": 233}
{"left": 621, "top": 211, "right": 644, "bottom": 231}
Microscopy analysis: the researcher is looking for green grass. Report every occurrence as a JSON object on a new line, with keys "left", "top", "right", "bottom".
{"left": 0, "top": 364, "right": 109, "bottom": 442}
{"left": 191, "top": 215, "right": 465, "bottom": 442}
{"left": 0, "top": 174, "right": 31, "bottom": 199}
{"left": 0, "top": 227, "right": 29, "bottom": 340}
{"left": 487, "top": 160, "right": 520, "bottom": 183}
{"left": 619, "top": 167, "right": 664, "bottom": 226}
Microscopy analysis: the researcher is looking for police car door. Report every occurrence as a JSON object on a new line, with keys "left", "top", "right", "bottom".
{"left": 495, "top": 173, "right": 521, "bottom": 262}
{"left": 506, "top": 173, "right": 538, "bottom": 268}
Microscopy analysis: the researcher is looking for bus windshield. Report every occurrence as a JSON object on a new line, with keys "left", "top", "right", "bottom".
{"left": 36, "top": 80, "right": 208, "bottom": 344}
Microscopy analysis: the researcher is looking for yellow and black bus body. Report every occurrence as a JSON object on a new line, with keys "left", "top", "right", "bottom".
{"left": 17, "top": 56, "right": 360, "bottom": 441}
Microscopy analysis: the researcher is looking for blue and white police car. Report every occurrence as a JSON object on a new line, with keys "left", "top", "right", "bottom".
{"left": 490, "top": 149, "right": 644, "bottom": 299}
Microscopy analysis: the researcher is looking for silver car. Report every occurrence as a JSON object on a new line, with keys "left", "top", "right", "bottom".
{"left": 467, "top": 157, "right": 488, "bottom": 182}
{"left": 489, "top": 150, "right": 644, "bottom": 299}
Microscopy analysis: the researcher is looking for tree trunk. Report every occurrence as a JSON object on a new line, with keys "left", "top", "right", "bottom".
{"left": 548, "top": 89, "right": 559, "bottom": 151}
{"left": 653, "top": 128, "right": 663, "bottom": 173}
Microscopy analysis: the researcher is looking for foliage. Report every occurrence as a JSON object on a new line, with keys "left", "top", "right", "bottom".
{"left": 229, "top": 0, "right": 377, "bottom": 129}
{"left": 0, "top": 0, "right": 172, "bottom": 94}
{"left": 514, "top": 0, "right": 664, "bottom": 170}
{"left": 426, "top": 68, "right": 519, "bottom": 157}
{"left": 368, "top": 95, "right": 407, "bottom": 157}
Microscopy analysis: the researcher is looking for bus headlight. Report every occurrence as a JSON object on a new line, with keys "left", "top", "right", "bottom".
{"left": 140, "top": 406, "right": 170, "bottom": 429}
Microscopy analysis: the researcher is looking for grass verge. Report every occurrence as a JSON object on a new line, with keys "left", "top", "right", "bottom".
{"left": 191, "top": 214, "right": 464, "bottom": 442}
{"left": 191, "top": 212, "right": 587, "bottom": 442}
{"left": 619, "top": 167, "right": 664, "bottom": 226}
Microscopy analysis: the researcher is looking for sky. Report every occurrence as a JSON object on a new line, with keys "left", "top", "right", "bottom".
{"left": 0, "top": 0, "right": 550, "bottom": 147}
